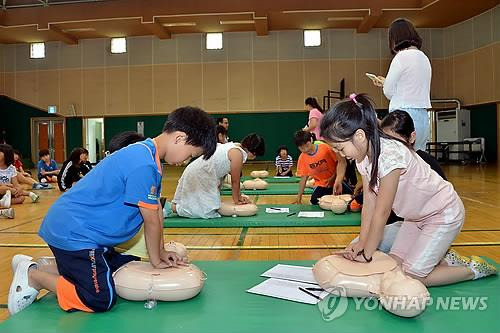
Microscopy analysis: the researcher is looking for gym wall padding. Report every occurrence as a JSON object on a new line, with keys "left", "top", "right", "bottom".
{"left": 65, "top": 117, "right": 83, "bottom": 156}
{"left": 103, "top": 112, "right": 309, "bottom": 161}
{"left": 468, "top": 103, "right": 497, "bottom": 162}
{"left": 0, "top": 95, "right": 58, "bottom": 166}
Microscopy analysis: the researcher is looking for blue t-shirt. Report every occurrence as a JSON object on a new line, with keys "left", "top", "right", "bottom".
{"left": 37, "top": 159, "right": 58, "bottom": 178}
{"left": 39, "top": 138, "right": 162, "bottom": 251}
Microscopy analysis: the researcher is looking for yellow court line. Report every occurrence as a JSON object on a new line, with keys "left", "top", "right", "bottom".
{"left": 2, "top": 242, "right": 500, "bottom": 250}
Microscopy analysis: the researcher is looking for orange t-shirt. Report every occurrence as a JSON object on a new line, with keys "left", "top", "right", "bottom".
{"left": 297, "top": 144, "right": 338, "bottom": 187}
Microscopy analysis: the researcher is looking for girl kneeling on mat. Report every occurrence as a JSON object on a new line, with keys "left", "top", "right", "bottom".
{"left": 320, "top": 93, "right": 496, "bottom": 286}
{"left": 166, "top": 134, "right": 265, "bottom": 219}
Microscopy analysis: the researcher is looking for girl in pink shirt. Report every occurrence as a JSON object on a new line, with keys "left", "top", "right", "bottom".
{"left": 320, "top": 93, "right": 496, "bottom": 286}
{"left": 304, "top": 97, "right": 324, "bottom": 141}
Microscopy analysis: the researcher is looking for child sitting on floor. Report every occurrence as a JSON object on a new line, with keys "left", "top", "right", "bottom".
{"left": 37, "top": 149, "right": 59, "bottom": 183}
{"left": 0, "top": 144, "right": 39, "bottom": 204}
{"left": 13, "top": 150, "right": 51, "bottom": 190}
{"left": 275, "top": 145, "right": 293, "bottom": 177}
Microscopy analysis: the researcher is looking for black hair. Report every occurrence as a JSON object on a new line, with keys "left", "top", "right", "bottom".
{"left": 13, "top": 149, "right": 21, "bottom": 158}
{"left": 241, "top": 133, "right": 265, "bottom": 156}
{"left": 320, "top": 93, "right": 386, "bottom": 192}
{"left": 68, "top": 148, "right": 86, "bottom": 166}
{"left": 216, "top": 117, "right": 228, "bottom": 124}
{"left": 0, "top": 144, "right": 14, "bottom": 166}
{"left": 293, "top": 130, "right": 314, "bottom": 147}
{"left": 108, "top": 131, "right": 145, "bottom": 153}
{"left": 39, "top": 149, "right": 50, "bottom": 159}
{"left": 276, "top": 145, "right": 288, "bottom": 156}
{"left": 82, "top": 148, "right": 89, "bottom": 155}
{"left": 216, "top": 125, "right": 227, "bottom": 136}
{"left": 163, "top": 106, "right": 217, "bottom": 160}
{"left": 388, "top": 18, "right": 422, "bottom": 55}
{"left": 380, "top": 110, "right": 415, "bottom": 145}
{"left": 305, "top": 97, "right": 324, "bottom": 113}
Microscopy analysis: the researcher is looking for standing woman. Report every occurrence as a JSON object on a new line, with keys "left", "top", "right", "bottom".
{"left": 370, "top": 18, "right": 432, "bottom": 151}
{"left": 303, "top": 97, "right": 324, "bottom": 141}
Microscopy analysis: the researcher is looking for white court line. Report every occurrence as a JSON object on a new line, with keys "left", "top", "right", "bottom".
{"left": 461, "top": 196, "right": 498, "bottom": 209}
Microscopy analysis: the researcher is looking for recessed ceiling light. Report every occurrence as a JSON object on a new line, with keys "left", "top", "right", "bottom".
{"left": 61, "top": 28, "right": 97, "bottom": 32}
{"left": 219, "top": 20, "right": 255, "bottom": 25}
{"left": 327, "top": 17, "right": 364, "bottom": 21}
{"left": 162, "top": 22, "right": 197, "bottom": 27}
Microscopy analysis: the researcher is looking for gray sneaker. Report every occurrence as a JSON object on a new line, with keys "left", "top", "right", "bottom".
{"left": 0, "top": 208, "right": 15, "bottom": 219}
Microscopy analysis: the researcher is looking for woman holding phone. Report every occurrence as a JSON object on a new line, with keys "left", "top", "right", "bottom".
{"left": 368, "top": 18, "right": 432, "bottom": 151}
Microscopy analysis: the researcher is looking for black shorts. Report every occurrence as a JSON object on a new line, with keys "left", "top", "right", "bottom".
{"left": 50, "top": 245, "right": 138, "bottom": 312}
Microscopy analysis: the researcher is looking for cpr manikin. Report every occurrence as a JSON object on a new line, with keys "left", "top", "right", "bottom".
{"left": 313, "top": 251, "right": 429, "bottom": 317}
{"left": 250, "top": 170, "right": 269, "bottom": 178}
{"left": 114, "top": 242, "right": 206, "bottom": 302}
{"left": 318, "top": 195, "right": 352, "bottom": 214}
{"left": 242, "top": 178, "right": 268, "bottom": 190}
{"left": 218, "top": 195, "right": 258, "bottom": 217}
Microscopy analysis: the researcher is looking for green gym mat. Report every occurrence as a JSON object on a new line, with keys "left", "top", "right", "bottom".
{"left": 1, "top": 260, "right": 498, "bottom": 333}
{"left": 163, "top": 205, "right": 360, "bottom": 227}
{"left": 240, "top": 176, "right": 301, "bottom": 183}
{"left": 222, "top": 183, "right": 313, "bottom": 195}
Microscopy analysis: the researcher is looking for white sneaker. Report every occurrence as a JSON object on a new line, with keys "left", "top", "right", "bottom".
{"left": 29, "top": 192, "right": 40, "bottom": 203}
{"left": 11, "top": 254, "right": 33, "bottom": 273}
{"left": 8, "top": 260, "right": 39, "bottom": 315}
{"left": 0, "top": 190, "right": 11, "bottom": 208}
{"left": 0, "top": 208, "right": 15, "bottom": 219}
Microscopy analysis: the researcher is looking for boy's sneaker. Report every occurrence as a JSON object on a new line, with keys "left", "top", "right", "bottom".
{"left": 29, "top": 192, "right": 40, "bottom": 203}
{"left": 32, "top": 183, "right": 49, "bottom": 190}
{"left": 8, "top": 260, "right": 39, "bottom": 315}
{"left": 469, "top": 256, "right": 498, "bottom": 280}
{"left": 0, "top": 190, "right": 11, "bottom": 208}
{"left": 443, "top": 249, "right": 471, "bottom": 267}
{"left": 0, "top": 208, "right": 15, "bottom": 219}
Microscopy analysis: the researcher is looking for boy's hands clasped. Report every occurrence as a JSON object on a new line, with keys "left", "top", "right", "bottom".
{"left": 151, "top": 249, "right": 189, "bottom": 269}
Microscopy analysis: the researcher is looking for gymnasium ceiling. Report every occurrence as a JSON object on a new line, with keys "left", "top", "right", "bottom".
{"left": 0, "top": 0, "right": 498, "bottom": 44}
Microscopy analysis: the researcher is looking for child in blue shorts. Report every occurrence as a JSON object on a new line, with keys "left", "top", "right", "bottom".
{"left": 8, "top": 106, "right": 217, "bottom": 315}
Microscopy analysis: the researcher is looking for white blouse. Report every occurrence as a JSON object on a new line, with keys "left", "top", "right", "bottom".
{"left": 383, "top": 49, "right": 432, "bottom": 111}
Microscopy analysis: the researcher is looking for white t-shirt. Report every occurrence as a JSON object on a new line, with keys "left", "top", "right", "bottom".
{"left": 383, "top": 49, "right": 432, "bottom": 111}
{"left": 0, "top": 165, "right": 17, "bottom": 184}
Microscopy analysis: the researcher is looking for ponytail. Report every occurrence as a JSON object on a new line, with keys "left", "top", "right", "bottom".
{"left": 320, "top": 93, "right": 385, "bottom": 192}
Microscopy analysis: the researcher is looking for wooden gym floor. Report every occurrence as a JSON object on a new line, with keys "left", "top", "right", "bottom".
{"left": 0, "top": 162, "right": 499, "bottom": 321}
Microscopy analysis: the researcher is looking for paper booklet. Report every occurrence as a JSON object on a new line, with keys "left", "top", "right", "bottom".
{"left": 260, "top": 264, "right": 317, "bottom": 284}
{"left": 247, "top": 278, "right": 329, "bottom": 305}
{"left": 265, "top": 207, "right": 290, "bottom": 214}
{"left": 297, "top": 211, "right": 324, "bottom": 218}
{"left": 247, "top": 264, "right": 329, "bottom": 305}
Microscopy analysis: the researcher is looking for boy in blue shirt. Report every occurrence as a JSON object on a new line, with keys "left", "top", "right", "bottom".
{"left": 37, "top": 149, "right": 60, "bottom": 183}
{"left": 8, "top": 107, "right": 217, "bottom": 315}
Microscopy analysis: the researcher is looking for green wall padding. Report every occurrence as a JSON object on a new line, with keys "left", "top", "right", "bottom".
{"left": 104, "top": 112, "right": 310, "bottom": 161}
{"left": 65, "top": 117, "right": 83, "bottom": 154}
{"left": 0, "top": 96, "right": 58, "bottom": 167}
{"left": 468, "top": 103, "right": 497, "bottom": 162}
